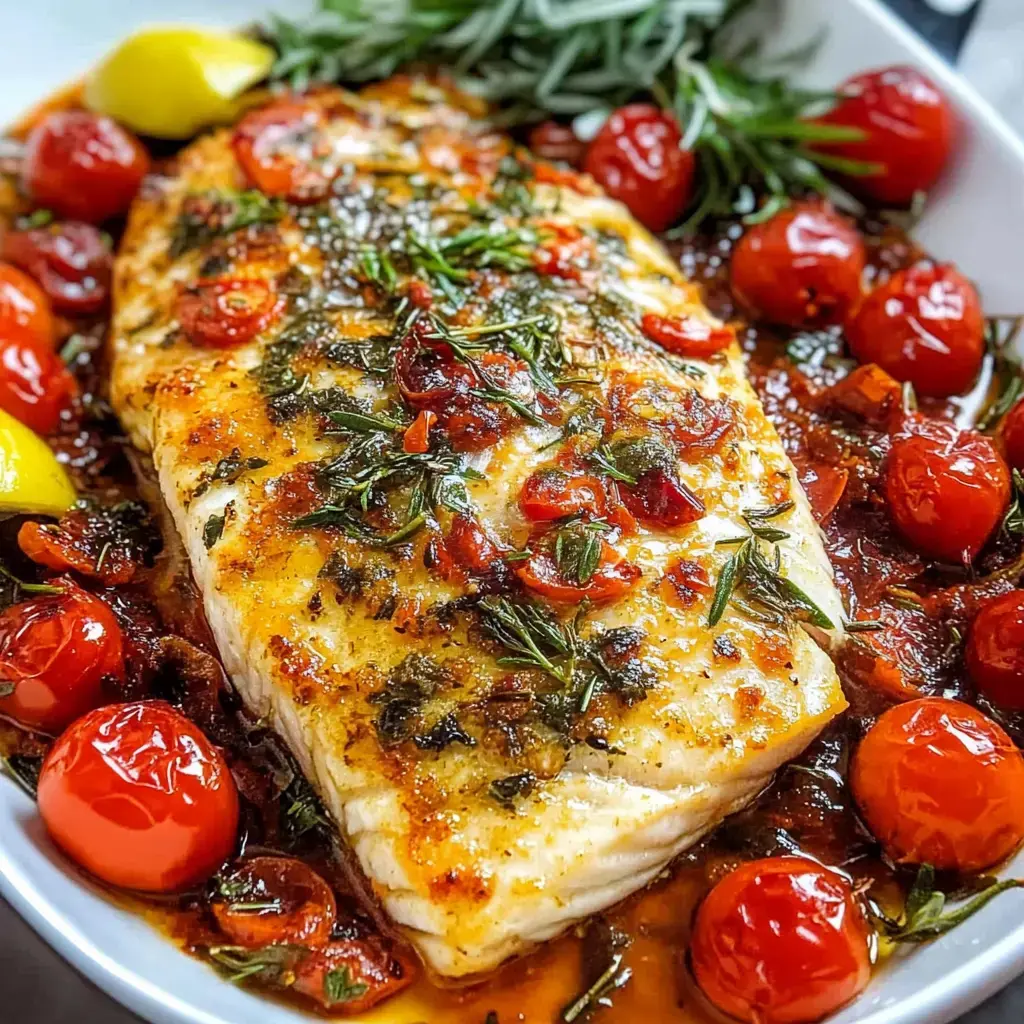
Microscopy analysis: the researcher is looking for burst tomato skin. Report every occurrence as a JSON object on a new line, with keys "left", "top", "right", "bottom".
{"left": 395, "top": 330, "right": 474, "bottom": 409}
{"left": 37, "top": 700, "right": 240, "bottom": 892}
{"left": 850, "top": 697, "right": 1024, "bottom": 872}
{"left": 519, "top": 469, "right": 606, "bottom": 522}
{"left": 292, "top": 938, "right": 417, "bottom": 1014}
{"left": 213, "top": 856, "right": 336, "bottom": 948}
{"left": 0, "top": 325, "right": 76, "bottom": 434}
{"left": 884, "top": 418, "right": 1009, "bottom": 564}
{"left": 640, "top": 313, "right": 735, "bottom": 360}
{"left": 22, "top": 111, "right": 150, "bottom": 223}
{"left": 967, "top": 592, "right": 1024, "bottom": 710}
{"left": 846, "top": 263, "right": 983, "bottom": 398}
{"left": 619, "top": 469, "right": 705, "bottom": 529}
{"left": 0, "top": 262, "right": 54, "bottom": 344}
{"left": 691, "top": 856, "right": 871, "bottom": 1024}
{"left": 815, "top": 66, "right": 955, "bottom": 207}
{"left": 3, "top": 221, "right": 112, "bottom": 316}
{"left": 515, "top": 542, "right": 641, "bottom": 604}
{"left": 730, "top": 201, "right": 866, "bottom": 328}
{"left": 1001, "top": 400, "right": 1024, "bottom": 472}
{"left": 0, "top": 581, "right": 123, "bottom": 735}
{"left": 583, "top": 104, "right": 694, "bottom": 232}
{"left": 177, "top": 278, "right": 283, "bottom": 348}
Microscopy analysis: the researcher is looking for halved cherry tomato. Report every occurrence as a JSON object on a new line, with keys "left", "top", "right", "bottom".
{"left": 515, "top": 541, "right": 640, "bottom": 604}
{"left": 395, "top": 330, "right": 474, "bottom": 409}
{"left": 850, "top": 697, "right": 1024, "bottom": 871}
{"left": 814, "top": 66, "right": 955, "bottom": 207}
{"left": 233, "top": 101, "right": 335, "bottom": 203}
{"left": 0, "top": 324, "right": 76, "bottom": 434}
{"left": 846, "top": 263, "right": 983, "bottom": 398}
{"left": 402, "top": 409, "right": 436, "bottom": 454}
{"left": 292, "top": 937, "right": 417, "bottom": 1014}
{"left": 730, "top": 201, "right": 866, "bottom": 328}
{"left": 825, "top": 363, "right": 904, "bottom": 429}
{"left": 0, "top": 262, "right": 54, "bottom": 344}
{"left": 884, "top": 418, "right": 1008, "bottom": 564}
{"left": 213, "top": 856, "right": 336, "bottom": 948}
{"left": 519, "top": 469, "right": 606, "bottom": 522}
{"left": 22, "top": 110, "right": 150, "bottom": 223}
{"left": 528, "top": 121, "right": 586, "bottom": 167}
{"left": 445, "top": 514, "right": 506, "bottom": 578}
{"left": 640, "top": 313, "right": 734, "bottom": 360}
{"left": 583, "top": 104, "right": 694, "bottom": 232}
{"left": 3, "top": 221, "right": 112, "bottom": 316}
{"left": 177, "top": 278, "right": 282, "bottom": 348}
{"left": 691, "top": 856, "right": 871, "bottom": 1024}
{"left": 966, "top": 591, "right": 1024, "bottom": 710}
{"left": 37, "top": 700, "right": 239, "bottom": 892}
{"left": 0, "top": 580, "right": 122, "bottom": 734}
{"left": 1000, "top": 399, "right": 1024, "bottom": 473}
{"left": 619, "top": 469, "right": 705, "bottom": 529}
{"left": 18, "top": 512, "right": 139, "bottom": 586}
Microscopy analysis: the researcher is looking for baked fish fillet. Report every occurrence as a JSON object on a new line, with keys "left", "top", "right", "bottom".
{"left": 110, "top": 80, "right": 847, "bottom": 978}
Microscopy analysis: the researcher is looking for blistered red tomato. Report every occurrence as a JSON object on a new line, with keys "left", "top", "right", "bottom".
{"left": 37, "top": 700, "right": 239, "bottom": 892}
{"left": 1000, "top": 399, "right": 1024, "bottom": 473}
{"left": 691, "top": 857, "right": 871, "bottom": 1024}
{"left": 850, "top": 697, "right": 1024, "bottom": 872}
{"left": 583, "top": 104, "right": 694, "bottom": 232}
{"left": 884, "top": 418, "right": 1009, "bottom": 564}
{"left": 0, "top": 325, "right": 76, "bottom": 434}
{"left": 846, "top": 263, "right": 983, "bottom": 398}
{"left": 640, "top": 313, "right": 735, "bottom": 360}
{"left": 515, "top": 541, "right": 640, "bottom": 604}
{"left": 213, "top": 856, "right": 336, "bottom": 948}
{"left": 396, "top": 330, "right": 474, "bottom": 409}
{"left": 519, "top": 469, "right": 606, "bottom": 522}
{"left": 177, "top": 278, "right": 282, "bottom": 348}
{"left": 0, "top": 262, "right": 54, "bottom": 344}
{"left": 619, "top": 469, "right": 705, "bottom": 529}
{"left": 3, "top": 221, "right": 112, "bottom": 316}
{"left": 0, "top": 581, "right": 122, "bottom": 735}
{"left": 967, "top": 592, "right": 1024, "bottom": 710}
{"left": 292, "top": 938, "right": 417, "bottom": 1014}
{"left": 730, "top": 201, "right": 866, "bottom": 328}
{"left": 814, "top": 66, "right": 955, "bottom": 207}
{"left": 22, "top": 111, "right": 150, "bottom": 223}
{"left": 445, "top": 514, "right": 506, "bottom": 578}
{"left": 233, "top": 101, "right": 335, "bottom": 203}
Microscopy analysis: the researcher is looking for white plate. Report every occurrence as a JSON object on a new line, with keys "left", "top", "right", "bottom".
{"left": 2, "top": 1, "right": 1024, "bottom": 1022}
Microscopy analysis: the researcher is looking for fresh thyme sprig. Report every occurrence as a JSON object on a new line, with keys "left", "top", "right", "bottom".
{"left": 478, "top": 595, "right": 578, "bottom": 686}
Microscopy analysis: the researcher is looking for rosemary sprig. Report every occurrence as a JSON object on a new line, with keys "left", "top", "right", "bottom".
{"left": 554, "top": 519, "right": 609, "bottom": 585}
{"left": 561, "top": 952, "right": 633, "bottom": 1023}
{"left": 0, "top": 561, "right": 63, "bottom": 614}
{"left": 477, "top": 595, "right": 578, "bottom": 686}
{"left": 976, "top": 315, "right": 1024, "bottom": 432}
{"left": 1003, "top": 468, "right": 1024, "bottom": 537}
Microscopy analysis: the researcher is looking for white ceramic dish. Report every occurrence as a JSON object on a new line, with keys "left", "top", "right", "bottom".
{"left": 2, "top": 1, "right": 1024, "bottom": 1022}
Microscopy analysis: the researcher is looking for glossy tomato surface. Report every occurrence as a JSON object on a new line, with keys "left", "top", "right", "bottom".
{"left": 851, "top": 697, "right": 1024, "bottom": 872}
{"left": 0, "top": 325, "right": 76, "bottom": 434}
{"left": 0, "top": 581, "right": 122, "bottom": 734}
{"left": 583, "top": 104, "right": 694, "bottom": 232}
{"left": 884, "top": 418, "right": 1009, "bottom": 564}
{"left": 22, "top": 111, "right": 150, "bottom": 223}
{"left": 691, "top": 856, "right": 871, "bottom": 1024}
{"left": 292, "top": 938, "right": 417, "bottom": 1014}
{"left": 640, "top": 313, "right": 735, "bottom": 360}
{"left": 967, "top": 592, "right": 1024, "bottom": 710}
{"left": 37, "top": 700, "right": 240, "bottom": 892}
{"left": 515, "top": 541, "right": 640, "bottom": 604}
{"left": 619, "top": 469, "right": 705, "bottom": 529}
{"left": 846, "top": 263, "right": 983, "bottom": 397}
{"left": 0, "top": 262, "right": 54, "bottom": 344}
{"left": 1000, "top": 398, "right": 1024, "bottom": 473}
{"left": 730, "top": 201, "right": 866, "bottom": 328}
{"left": 212, "top": 856, "right": 336, "bottom": 948}
{"left": 815, "top": 65, "right": 955, "bottom": 207}
{"left": 3, "top": 221, "right": 112, "bottom": 316}
{"left": 519, "top": 469, "right": 606, "bottom": 522}
{"left": 177, "top": 278, "right": 283, "bottom": 348}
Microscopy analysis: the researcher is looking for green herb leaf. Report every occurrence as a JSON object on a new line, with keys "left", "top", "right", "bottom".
{"left": 1004, "top": 469, "right": 1024, "bottom": 537}
{"left": 708, "top": 547, "right": 741, "bottom": 626}
{"left": 489, "top": 771, "right": 536, "bottom": 809}
{"left": 324, "top": 965, "right": 369, "bottom": 1005}
{"left": 478, "top": 596, "right": 577, "bottom": 686}
{"left": 203, "top": 512, "right": 226, "bottom": 549}
{"left": 206, "top": 944, "right": 308, "bottom": 985}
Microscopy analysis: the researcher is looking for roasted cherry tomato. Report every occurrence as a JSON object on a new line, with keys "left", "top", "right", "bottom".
{"left": 445, "top": 514, "right": 506, "bottom": 579}
{"left": 528, "top": 121, "right": 586, "bottom": 167}
{"left": 846, "top": 263, "right": 983, "bottom": 398}
{"left": 967, "top": 591, "right": 1024, "bottom": 710}
{"left": 37, "top": 700, "right": 239, "bottom": 892}
{"left": 0, "top": 581, "right": 122, "bottom": 734}
{"left": 3, "top": 221, "right": 112, "bottom": 316}
{"left": 22, "top": 110, "right": 150, "bottom": 224}
{"left": 583, "top": 104, "right": 694, "bottom": 232}
{"left": 395, "top": 330, "right": 474, "bottom": 409}
{"left": 814, "top": 66, "right": 955, "bottom": 207}
{"left": 884, "top": 418, "right": 1009, "bottom": 564}
{"left": 691, "top": 856, "right": 871, "bottom": 1024}
{"left": 640, "top": 313, "right": 734, "bottom": 360}
{"left": 1000, "top": 399, "right": 1024, "bottom": 473}
{"left": 515, "top": 540, "right": 641, "bottom": 604}
{"left": 292, "top": 937, "right": 417, "bottom": 1014}
{"left": 619, "top": 468, "right": 705, "bottom": 529}
{"left": 213, "top": 856, "right": 336, "bottom": 948}
{"left": 0, "top": 262, "right": 54, "bottom": 344}
{"left": 519, "top": 469, "right": 606, "bottom": 522}
{"left": 177, "top": 278, "right": 282, "bottom": 348}
{"left": 233, "top": 101, "right": 335, "bottom": 203}
{"left": 825, "top": 362, "right": 904, "bottom": 429}
{"left": 0, "top": 325, "right": 76, "bottom": 434}
{"left": 850, "top": 697, "right": 1024, "bottom": 872}
{"left": 730, "top": 201, "right": 866, "bottom": 328}
{"left": 18, "top": 510, "right": 140, "bottom": 586}
{"left": 402, "top": 409, "right": 436, "bottom": 454}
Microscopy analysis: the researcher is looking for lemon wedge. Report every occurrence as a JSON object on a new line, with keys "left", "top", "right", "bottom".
{"left": 0, "top": 409, "right": 76, "bottom": 517}
{"left": 84, "top": 26, "right": 276, "bottom": 140}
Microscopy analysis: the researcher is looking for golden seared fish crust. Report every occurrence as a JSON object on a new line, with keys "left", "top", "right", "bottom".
{"left": 110, "top": 80, "right": 846, "bottom": 977}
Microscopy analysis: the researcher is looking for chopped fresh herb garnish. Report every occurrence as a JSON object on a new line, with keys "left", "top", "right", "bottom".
{"left": 206, "top": 944, "right": 308, "bottom": 986}
{"left": 477, "top": 596, "right": 578, "bottom": 687}
{"left": 193, "top": 449, "right": 269, "bottom": 498}
{"left": 359, "top": 244, "right": 399, "bottom": 294}
{"left": 554, "top": 520, "right": 610, "bottom": 585}
{"left": 589, "top": 436, "right": 674, "bottom": 487}
{"left": 326, "top": 408, "right": 405, "bottom": 434}
{"left": 370, "top": 654, "right": 454, "bottom": 747}
{"left": 170, "top": 189, "right": 284, "bottom": 258}
{"left": 742, "top": 500, "right": 794, "bottom": 542}
{"left": 413, "top": 711, "right": 476, "bottom": 752}
{"left": 323, "top": 965, "right": 369, "bottom": 1005}
{"left": 203, "top": 512, "right": 226, "bottom": 549}
{"left": 489, "top": 771, "right": 536, "bottom": 809}
{"left": 0, "top": 560, "right": 63, "bottom": 614}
